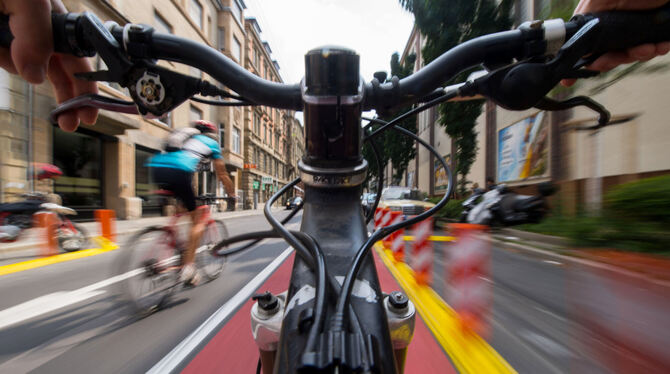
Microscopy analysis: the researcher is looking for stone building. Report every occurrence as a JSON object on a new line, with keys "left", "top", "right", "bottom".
{"left": 0, "top": 0, "right": 304, "bottom": 219}
{"left": 240, "top": 17, "right": 297, "bottom": 210}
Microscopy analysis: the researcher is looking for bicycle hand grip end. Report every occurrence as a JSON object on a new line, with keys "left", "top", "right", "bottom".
{"left": 0, "top": 12, "right": 92, "bottom": 57}
{"left": 587, "top": 4, "right": 670, "bottom": 56}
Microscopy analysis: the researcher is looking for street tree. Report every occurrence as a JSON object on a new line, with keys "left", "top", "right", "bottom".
{"left": 399, "top": 0, "right": 513, "bottom": 194}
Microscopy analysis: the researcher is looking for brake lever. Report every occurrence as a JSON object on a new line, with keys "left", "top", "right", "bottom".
{"left": 49, "top": 93, "right": 140, "bottom": 124}
{"left": 534, "top": 96, "right": 610, "bottom": 125}
{"left": 465, "top": 18, "right": 604, "bottom": 110}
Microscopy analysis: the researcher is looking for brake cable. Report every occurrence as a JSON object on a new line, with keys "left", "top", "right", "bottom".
{"left": 332, "top": 92, "right": 457, "bottom": 332}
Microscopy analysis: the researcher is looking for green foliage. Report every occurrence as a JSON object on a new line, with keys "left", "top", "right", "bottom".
{"left": 519, "top": 175, "right": 670, "bottom": 253}
{"left": 400, "top": 0, "right": 513, "bottom": 185}
{"left": 428, "top": 196, "right": 464, "bottom": 219}
{"left": 604, "top": 175, "right": 670, "bottom": 225}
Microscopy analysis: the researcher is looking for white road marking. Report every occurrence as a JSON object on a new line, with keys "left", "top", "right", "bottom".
{"left": 0, "top": 269, "right": 142, "bottom": 330}
{"left": 542, "top": 260, "right": 562, "bottom": 266}
{"left": 147, "top": 245, "right": 294, "bottom": 374}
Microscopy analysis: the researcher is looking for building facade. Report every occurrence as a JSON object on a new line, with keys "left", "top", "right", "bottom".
{"left": 240, "top": 18, "right": 298, "bottom": 210}
{"left": 397, "top": 0, "right": 670, "bottom": 214}
{"left": 0, "top": 0, "right": 304, "bottom": 220}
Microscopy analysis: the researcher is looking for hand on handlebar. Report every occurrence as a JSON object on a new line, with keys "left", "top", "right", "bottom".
{"left": 0, "top": 0, "right": 98, "bottom": 131}
{"left": 562, "top": 0, "right": 670, "bottom": 86}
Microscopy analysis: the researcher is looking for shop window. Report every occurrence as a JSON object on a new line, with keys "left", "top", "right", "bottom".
{"left": 52, "top": 128, "right": 103, "bottom": 214}
{"left": 135, "top": 146, "right": 161, "bottom": 216}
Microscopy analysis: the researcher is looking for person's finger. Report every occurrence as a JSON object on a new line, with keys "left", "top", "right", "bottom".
{"left": 47, "top": 54, "right": 80, "bottom": 131}
{"left": 59, "top": 54, "right": 98, "bottom": 124}
{"left": 560, "top": 78, "right": 577, "bottom": 87}
{"left": 655, "top": 41, "right": 670, "bottom": 56}
{"left": 627, "top": 44, "right": 658, "bottom": 60}
{"left": 5, "top": 0, "right": 52, "bottom": 83}
{"left": 575, "top": 0, "right": 669, "bottom": 13}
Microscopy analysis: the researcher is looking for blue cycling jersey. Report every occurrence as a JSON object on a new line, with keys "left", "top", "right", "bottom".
{"left": 147, "top": 134, "right": 222, "bottom": 172}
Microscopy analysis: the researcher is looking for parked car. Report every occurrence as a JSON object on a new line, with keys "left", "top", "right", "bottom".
{"left": 285, "top": 196, "right": 303, "bottom": 210}
{"left": 361, "top": 193, "right": 377, "bottom": 215}
{"left": 378, "top": 186, "right": 435, "bottom": 216}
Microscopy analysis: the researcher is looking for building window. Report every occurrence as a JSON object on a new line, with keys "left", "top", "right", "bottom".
{"left": 189, "top": 0, "right": 203, "bottom": 29}
{"left": 190, "top": 105, "right": 203, "bottom": 122}
{"left": 154, "top": 11, "right": 172, "bottom": 34}
{"left": 157, "top": 112, "right": 172, "bottom": 128}
{"left": 217, "top": 27, "right": 225, "bottom": 50}
{"left": 262, "top": 123, "right": 267, "bottom": 144}
{"left": 219, "top": 123, "right": 225, "bottom": 147}
{"left": 254, "top": 47, "right": 260, "bottom": 68}
{"left": 264, "top": 153, "right": 268, "bottom": 172}
{"left": 253, "top": 113, "right": 260, "bottom": 134}
{"left": 232, "top": 36, "right": 241, "bottom": 62}
{"left": 232, "top": 127, "right": 241, "bottom": 154}
{"left": 275, "top": 133, "right": 280, "bottom": 150}
{"left": 231, "top": 0, "right": 242, "bottom": 24}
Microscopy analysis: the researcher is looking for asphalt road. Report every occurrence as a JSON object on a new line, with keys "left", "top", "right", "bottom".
{"left": 0, "top": 210, "right": 300, "bottom": 373}
{"left": 423, "top": 229, "right": 616, "bottom": 374}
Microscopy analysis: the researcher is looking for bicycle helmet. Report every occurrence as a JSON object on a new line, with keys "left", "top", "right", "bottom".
{"left": 192, "top": 120, "right": 217, "bottom": 134}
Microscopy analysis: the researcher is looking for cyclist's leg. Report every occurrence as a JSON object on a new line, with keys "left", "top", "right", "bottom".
{"left": 165, "top": 170, "right": 204, "bottom": 284}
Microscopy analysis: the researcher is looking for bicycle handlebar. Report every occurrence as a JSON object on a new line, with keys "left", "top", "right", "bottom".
{"left": 1, "top": 5, "right": 669, "bottom": 112}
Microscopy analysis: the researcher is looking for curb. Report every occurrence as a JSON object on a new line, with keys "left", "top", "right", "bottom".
{"left": 491, "top": 237, "right": 670, "bottom": 288}
{"left": 0, "top": 209, "right": 272, "bottom": 256}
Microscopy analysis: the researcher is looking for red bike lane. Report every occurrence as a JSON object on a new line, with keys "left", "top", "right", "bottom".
{"left": 183, "top": 252, "right": 456, "bottom": 373}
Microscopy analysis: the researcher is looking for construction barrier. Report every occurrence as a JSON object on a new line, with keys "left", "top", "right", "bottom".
{"left": 34, "top": 211, "right": 58, "bottom": 256}
{"left": 389, "top": 211, "right": 405, "bottom": 262}
{"left": 410, "top": 217, "right": 433, "bottom": 286}
{"left": 374, "top": 207, "right": 384, "bottom": 231}
{"left": 380, "top": 208, "right": 392, "bottom": 247}
{"left": 95, "top": 209, "right": 116, "bottom": 241}
{"left": 446, "top": 223, "right": 491, "bottom": 337}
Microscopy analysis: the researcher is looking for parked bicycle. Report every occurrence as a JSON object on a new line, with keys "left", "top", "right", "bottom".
{"left": 4, "top": 4, "right": 669, "bottom": 372}
{"left": 117, "top": 193, "right": 228, "bottom": 315}
{"left": 0, "top": 191, "right": 88, "bottom": 252}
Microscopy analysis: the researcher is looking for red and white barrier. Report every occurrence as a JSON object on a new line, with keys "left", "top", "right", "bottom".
{"left": 447, "top": 224, "right": 491, "bottom": 336}
{"left": 410, "top": 217, "right": 433, "bottom": 285}
{"left": 374, "top": 207, "right": 384, "bottom": 231}
{"left": 389, "top": 211, "right": 405, "bottom": 262}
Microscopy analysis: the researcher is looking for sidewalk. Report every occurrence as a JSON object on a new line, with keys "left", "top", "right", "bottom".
{"left": 0, "top": 207, "right": 280, "bottom": 257}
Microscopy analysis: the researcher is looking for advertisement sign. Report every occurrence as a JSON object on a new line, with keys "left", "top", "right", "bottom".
{"left": 434, "top": 154, "right": 451, "bottom": 193}
{"left": 252, "top": 180, "right": 260, "bottom": 190}
{"left": 261, "top": 176, "right": 273, "bottom": 184}
{"left": 497, "top": 111, "right": 549, "bottom": 183}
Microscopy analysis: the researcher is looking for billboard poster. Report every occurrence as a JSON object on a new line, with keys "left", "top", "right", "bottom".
{"left": 434, "top": 154, "right": 451, "bottom": 193}
{"left": 497, "top": 111, "right": 549, "bottom": 183}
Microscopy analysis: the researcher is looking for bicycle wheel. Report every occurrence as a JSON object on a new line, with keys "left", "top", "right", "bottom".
{"left": 196, "top": 219, "right": 228, "bottom": 281}
{"left": 56, "top": 221, "right": 88, "bottom": 252}
{"left": 120, "top": 227, "right": 180, "bottom": 315}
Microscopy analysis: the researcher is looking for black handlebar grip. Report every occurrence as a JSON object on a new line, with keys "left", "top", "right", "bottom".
{"left": 587, "top": 4, "right": 670, "bottom": 56}
{"left": 0, "top": 12, "right": 82, "bottom": 55}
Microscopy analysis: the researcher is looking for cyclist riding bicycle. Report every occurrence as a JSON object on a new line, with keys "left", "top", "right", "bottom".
{"left": 147, "top": 120, "right": 236, "bottom": 286}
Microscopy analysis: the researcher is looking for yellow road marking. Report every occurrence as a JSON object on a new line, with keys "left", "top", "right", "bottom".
{"left": 403, "top": 235, "right": 456, "bottom": 242}
{"left": 376, "top": 243, "right": 516, "bottom": 374}
{"left": 0, "top": 236, "right": 119, "bottom": 277}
